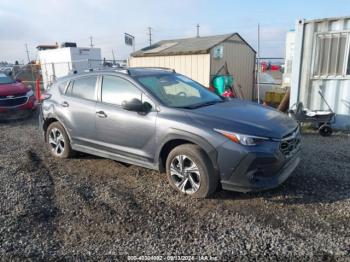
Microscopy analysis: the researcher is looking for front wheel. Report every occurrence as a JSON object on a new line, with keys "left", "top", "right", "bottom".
{"left": 46, "top": 122, "right": 73, "bottom": 158}
{"left": 165, "top": 144, "right": 218, "bottom": 198}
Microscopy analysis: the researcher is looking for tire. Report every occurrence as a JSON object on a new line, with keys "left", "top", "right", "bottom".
{"left": 46, "top": 122, "right": 73, "bottom": 158}
{"left": 319, "top": 124, "right": 332, "bottom": 137}
{"left": 165, "top": 144, "right": 218, "bottom": 198}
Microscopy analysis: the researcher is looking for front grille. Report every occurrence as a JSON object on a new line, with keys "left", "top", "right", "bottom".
{"left": 280, "top": 128, "right": 300, "bottom": 158}
{"left": 0, "top": 92, "right": 27, "bottom": 99}
{"left": 0, "top": 97, "right": 28, "bottom": 107}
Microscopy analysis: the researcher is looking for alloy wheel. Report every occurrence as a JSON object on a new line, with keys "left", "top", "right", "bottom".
{"left": 170, "top": 155, "right": 201, "bottom": 194}
{"left": 48, "top": 127, "right": 65, "bottom": 156}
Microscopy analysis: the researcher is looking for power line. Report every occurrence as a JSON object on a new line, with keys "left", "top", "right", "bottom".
{"left": 24, "top": 43, "right": 30, "bottom": 63}
{"left": 89, "top": 36, "right": 94, "bottom": 48}
{"left": 196, "top": 24, "right": 200, "bottom": 37}
{"left": 147, "top": 27, "right": 152, "bottom": 46}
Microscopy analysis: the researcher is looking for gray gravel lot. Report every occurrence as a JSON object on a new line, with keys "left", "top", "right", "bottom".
{"left": 0, "top": 114, "right": 349, "bottom": 261}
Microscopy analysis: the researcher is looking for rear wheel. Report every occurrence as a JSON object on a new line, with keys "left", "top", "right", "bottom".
{"left": 46, "top": 122, "right": 73, "bottom": 158}
{"left": 165, "top": 144, "right": 218, "bottom": 198}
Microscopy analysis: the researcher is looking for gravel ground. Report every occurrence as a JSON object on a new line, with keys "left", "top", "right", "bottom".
{"left": 0, "top": 114, "right": 349, "bottom": 261}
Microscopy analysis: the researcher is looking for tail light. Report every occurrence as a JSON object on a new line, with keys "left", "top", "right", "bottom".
{"left": 40, "top": 93, "right": 51, "bottom": 101}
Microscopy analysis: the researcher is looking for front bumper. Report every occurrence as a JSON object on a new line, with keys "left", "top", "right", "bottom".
{"left": 0, "top": 96, "right": 37, "bottom": 121}
{"left": 218, "top": 139, "right": 301, "bottom": 193}
{"left": 0, "top": 95, "right": 37, "bottom": 112}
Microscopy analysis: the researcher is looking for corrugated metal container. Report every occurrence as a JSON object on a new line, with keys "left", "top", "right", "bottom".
{"left": 290, "top": 16, "right": 350, "bottom": 129}
{"left": 129, "top": 33, "right": 256, "bottom": 100}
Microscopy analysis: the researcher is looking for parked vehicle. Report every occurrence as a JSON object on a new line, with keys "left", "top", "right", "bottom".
{"left": 0, "top": 73, "right": 37, "bottom": 120}
{"left": 39, "top": 68, "right": 301, "bottom": 198}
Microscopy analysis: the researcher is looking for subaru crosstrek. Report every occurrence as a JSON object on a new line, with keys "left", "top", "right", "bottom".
{"left": 39, "top": 68, "right": 301, "bottom": 198}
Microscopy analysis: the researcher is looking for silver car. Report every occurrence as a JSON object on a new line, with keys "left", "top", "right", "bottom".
{"left": 39, "top": 68, "right": 301, "bottom": 198}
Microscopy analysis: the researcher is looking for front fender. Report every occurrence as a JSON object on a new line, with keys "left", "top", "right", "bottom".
{"left": 155, "top": 128, "right": 219, "bottom": 172}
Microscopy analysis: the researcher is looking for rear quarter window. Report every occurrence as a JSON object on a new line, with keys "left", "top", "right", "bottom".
{"left": 56, "top": 81, "right": 69, "bottom": 93}
{"left": 65, "top": 76, "right": 97, "bottom": 100}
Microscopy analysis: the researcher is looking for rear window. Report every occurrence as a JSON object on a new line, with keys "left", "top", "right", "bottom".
{"left": 0, "top": 73, "right": 15, "bottom": 84}
{"left": 66, "top": 76, "right": 97, "bottom": 100}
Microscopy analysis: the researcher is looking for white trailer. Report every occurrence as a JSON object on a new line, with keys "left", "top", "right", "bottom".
{"left": 38, "top": 47, "right": 101, "bottom": 89}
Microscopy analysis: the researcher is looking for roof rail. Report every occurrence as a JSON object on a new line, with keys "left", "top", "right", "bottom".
{"left": 114, "top": 68, "right": 130, "bottom": 75}
{"left": 130, "top": 67, "right": 176, "bottom": 73}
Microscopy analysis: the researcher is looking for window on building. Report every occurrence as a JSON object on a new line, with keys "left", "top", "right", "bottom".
{"left": 313, "top": 33, "right": 349, "bottom": 77}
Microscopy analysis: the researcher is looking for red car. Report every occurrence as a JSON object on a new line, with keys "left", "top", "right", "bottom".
{"left": 0, "top": 73, "right": 37, "bottom": 120}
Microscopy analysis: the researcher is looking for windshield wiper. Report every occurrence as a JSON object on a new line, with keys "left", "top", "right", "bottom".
{"left": 181, "top": 100, "right": 224, "bottom": 109}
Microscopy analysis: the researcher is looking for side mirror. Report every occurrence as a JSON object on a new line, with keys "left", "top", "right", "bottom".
{"left": 15, "top": 78, "right": 22, "bottom": 83}
{"left": 121, "top": 98, "right": 150, "bottom": 113}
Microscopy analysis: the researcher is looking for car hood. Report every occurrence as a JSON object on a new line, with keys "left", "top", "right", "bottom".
{"left": 0, "top": 82, "right": 29, "bottom": 96}
{"left": 186, "top": 99, "right": 297, "bottom": 139}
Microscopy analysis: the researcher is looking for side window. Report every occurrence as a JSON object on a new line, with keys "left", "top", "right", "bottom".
{"left": 101, "top": 75, "right": 141, "bottom": 106}
{"left": 66, "top": 76, "right": 97, "bottom": 100}
{"left": 65, "top": 81, "right": 73, "bottom": 94}
{"left": 57, "top": 81, "right": 68, "bottom": 93}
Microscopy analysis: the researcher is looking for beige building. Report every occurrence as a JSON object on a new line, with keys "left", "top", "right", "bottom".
{"left": 129, "top": 33, "right": 256, "bottom": 100}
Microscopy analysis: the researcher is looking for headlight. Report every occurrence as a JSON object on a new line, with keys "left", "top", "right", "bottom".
{"left": 26, "top": 90, "right": 34, "bottom": 97}
{"left": 214, "top": 129, "right": 269, "bottom": 146}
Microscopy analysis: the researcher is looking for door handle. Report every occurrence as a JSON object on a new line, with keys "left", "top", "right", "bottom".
{"left": 96, "top": 111, "right": 107, "bottom": 118}
{"left": 61, "top": 101, "right": 69, "bottom": 107}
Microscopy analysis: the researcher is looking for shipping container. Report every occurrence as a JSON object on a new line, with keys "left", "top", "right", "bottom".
{"left": 290, "top": 16, "right": 350, "bottom": 129}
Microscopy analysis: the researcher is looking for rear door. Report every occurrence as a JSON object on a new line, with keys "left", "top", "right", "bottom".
{"left": 95, "top": 74, "right": 157, "bottom": 162}
{"left": 60, "top": 76, "right": 98, "bottom": 147}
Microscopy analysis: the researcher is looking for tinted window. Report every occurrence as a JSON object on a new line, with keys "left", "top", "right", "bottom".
{"left": 101, "top": 76, "right": 141, "bottom": 105}
{"left": 67, "top": 77, "right": 97, "bottom": 100}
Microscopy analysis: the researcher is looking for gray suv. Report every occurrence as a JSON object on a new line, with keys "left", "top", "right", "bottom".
{"left": 39, "top": 68, "right": 301, "bottom": 198}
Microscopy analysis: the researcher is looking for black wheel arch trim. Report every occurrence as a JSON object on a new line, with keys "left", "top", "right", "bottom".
{"left": 156, "top": 129, "right": 219, "bottom": 173}
{"left": 42, "top": 113, "right": 72, "bottom": 143}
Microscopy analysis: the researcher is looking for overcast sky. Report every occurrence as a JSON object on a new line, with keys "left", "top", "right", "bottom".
{"left": 0, "top": 0, "right": 349, "bottom": 63}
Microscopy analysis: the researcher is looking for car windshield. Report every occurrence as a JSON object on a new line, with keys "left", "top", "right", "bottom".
{"left": 0, "top": 73, "right": 15, "bottom": 84}
{"left": 136, "top": 74, "right": 223, "bottom": 108}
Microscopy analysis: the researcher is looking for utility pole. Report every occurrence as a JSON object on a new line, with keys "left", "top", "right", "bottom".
{"left": 112, "top": 49, "right": 116, "bottom": 64}
{"left": 147, "top": 27, "right": 152, "bottom": 46}
{"left": 89, "top": 36, "right": 94, "bottom": 48}
{"left": 196, "top": 24, "right": 200, "bottom": 37}
{"left": 25, "top": 43, "right": 30, "bottom": 63}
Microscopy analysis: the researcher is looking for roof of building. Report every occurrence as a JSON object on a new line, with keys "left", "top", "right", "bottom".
{"left": 303, "top": 15, "right": 350, "bottom": 24}
{"left": 36, "top": 45, "right": 58, "bottom": 51}
{"left": 131, "top": 33, "right": 255, "bottom": 57}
